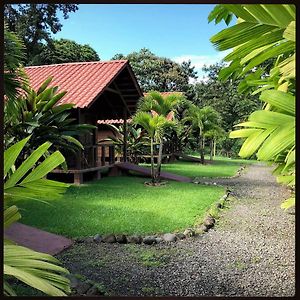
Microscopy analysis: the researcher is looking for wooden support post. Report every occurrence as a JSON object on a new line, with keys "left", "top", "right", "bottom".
{"left": 101, "top": 146, "right": 105, "bottom": 166}
{"left": 123, "top": 111, "right": 128, "bottom": 162}
{"left": 109, "top": 145, "right": 114, "bottom": 164}
{"left": 74, "top": 173, "right": 83, "bottom": 185}
{"left": 96, "top": 170, "right": 101, "bottom": 180}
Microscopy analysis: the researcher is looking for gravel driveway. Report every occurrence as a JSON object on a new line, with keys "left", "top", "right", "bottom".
{"left": 58, "top": 163, "right": 295, "bottom": 297}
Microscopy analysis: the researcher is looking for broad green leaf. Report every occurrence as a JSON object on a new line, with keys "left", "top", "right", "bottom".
{"left": 4, "top": 205, "right": 21, "bottom": 228}
{"left": 277, "top": 175, "right": 295, "bottom": 186}
{"left": 259, "top": 90, "right": 295, "bottom": 115}
{"left": 241, "top": 41, "right": 294, "bottom": 74}
{"left": 211, "top": 22, "right": 277, "bottom": 51}
{"left": 261, "top": 5, "right": 295, "bottom": 27}
{"left": 37, "top": 77, "right": 53, "bottom": 95}
{"left": 229, "top": 128, "right": 260, "bottom": 138}
{"left": 278, "top": 54, "right": 295, "bottom": 81}
{"left": 5, "top": 142, "right": 52, "bottom": 189}
{"left": 224, "top": 4, "right": 257, "bottom": 22}
{"left": 283, "top": 21, "right": 295, "bottom": 41}
{"left": 240, "top": 43, "right": 275, "bottom": 65}
{"left": 272, "top": 163, "right": 285, "bottom": 175}
{"left": 244, "top": 5, "right": 277, "bottom": 25}
{"left": 4, "top": 264, "right": 68, "bottom": 296}
{"left": 42, "top": 91, "right": 67, "bottom": 112}
{"left": 280, "top": 197, "right": 295, "bottom": 210}
{"left": 238, "top": 127, "right": 274, "bottom": 157}
{"left": 283, "top": 149, "right": 295, "bottom": 171}
{"left": 249, "top": 110, "right": 294, "bottom": 126}
{"left": 20, "top": 151, "right": 65, "bottom": 184}
{"left": 62, "top": 135, "right": 84, "bottom": 150}
{"left": 224, "top": 28, "right": 284, "bottom": 62}
{"left": 257, "top": 125, "right": 295, "bottom": 160}
{"left": 4, "top": 136, "right": 31, "bottom": 178}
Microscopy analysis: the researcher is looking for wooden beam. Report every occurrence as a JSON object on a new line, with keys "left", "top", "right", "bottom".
{"left": 105, "top": 87, "right": 121, "bottom": 95}
{"left": 103, "top": 93, "right": 120, "bottom": 119}
{"left": 112, "top": 82, "right": 131, "bottom": 116}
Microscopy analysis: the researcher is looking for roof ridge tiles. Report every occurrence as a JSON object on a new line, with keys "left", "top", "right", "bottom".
{"left": 25, "top": 60, "right": 128, "bottom": 69}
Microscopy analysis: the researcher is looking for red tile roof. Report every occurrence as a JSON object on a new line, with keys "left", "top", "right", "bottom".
{"left": 24, "top": 60, "right": 129, "bottom": 108}
{"left": 97, "top": 119, "right": 132, "bottom": 125}
{"left": 143, "top": 91, "right": 183, "bottom": 97}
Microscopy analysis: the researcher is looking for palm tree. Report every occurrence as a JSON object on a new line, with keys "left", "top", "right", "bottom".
{"left": 209, "top": 4, "right": 295, "bottom": 209}
{"left": 183, "top": 105, "right": 221, "bottom": 164}
{"left": 99, "top": 123, "right": 147, "bottom": 164}
{"left": 204, "top": 126, "right": 226, "bottom": 161}
{"left": 138, "top": 91, "right": 184, "bottom": 177}
{"left": 133, "top": 111, "right": 170, "bottom": 184}
{"left": 4, "top": 137, "right": 71, "bottom": 296}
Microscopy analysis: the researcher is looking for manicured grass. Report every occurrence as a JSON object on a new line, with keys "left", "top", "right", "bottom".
{"left": 17, "top": 176, "right": 223, "bottom": 238}
{"left": 141, "top": 155, "right": 255, "bottom": 179}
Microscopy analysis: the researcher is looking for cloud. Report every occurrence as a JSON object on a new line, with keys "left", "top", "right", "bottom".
{"left": 173, "top": 51, "right": 230, "bottom": 83}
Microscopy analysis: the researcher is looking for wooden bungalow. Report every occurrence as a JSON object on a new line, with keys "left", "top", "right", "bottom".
{"left": 25, "top": 60, "right": 143, "bottom": 184}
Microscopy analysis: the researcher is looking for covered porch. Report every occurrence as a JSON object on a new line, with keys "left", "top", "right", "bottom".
{"left": 25, "top": 60, "right": 143, "bottom": 184}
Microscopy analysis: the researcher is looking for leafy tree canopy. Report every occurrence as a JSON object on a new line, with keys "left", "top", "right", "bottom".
{"left": 112, "top": 48, "right": 197, "bottom": 93}
{"left": 4, "top": 4, "right": 78, "bottom": 65}
{"left": 192, "top": 63, "right": 261, "bottom": 132}
{"left": 31, "top": 38, "right": 100, "bottom": 65}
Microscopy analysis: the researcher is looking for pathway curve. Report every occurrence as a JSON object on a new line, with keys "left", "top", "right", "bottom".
{"left": 57, "top": 163, "right": 295, "bottom": 297}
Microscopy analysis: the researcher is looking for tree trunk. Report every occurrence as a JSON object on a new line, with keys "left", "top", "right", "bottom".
{"left": 150, "top": 137, "right": 155, "bottom": 184}
{"left": 209, "top": 139, "right": 213, "bottom": 161}
{"left": 156, "top": 139, "right": 164, "bottom": 180}
{"left": 199, "top": 137, "right": 205, "bottom": 164}
{"left": 213, "top": 138, "right": 216, "bottom": 158}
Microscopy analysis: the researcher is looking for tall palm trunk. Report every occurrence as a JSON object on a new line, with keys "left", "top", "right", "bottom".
{"left": 156, "top": 139, "right": 163, "bottom": 180}
{"left": 209, "top": 139, "right": 213, "bottom": 161}
{"left": 150, "top": 137, "right": 155, "bottom": 184}
{"left": 199, "top": 136, "right": 205, "bottom": 164}
{"left": 213, "top": 138, "right": 216, "bottom": 158}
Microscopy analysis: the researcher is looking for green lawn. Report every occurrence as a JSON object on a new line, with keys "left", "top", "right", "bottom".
{"left": 141, "top": 155, "right": 255, "bottom": 178}
{"left": 17, "top": 176, "right": 224, "bottom": 238}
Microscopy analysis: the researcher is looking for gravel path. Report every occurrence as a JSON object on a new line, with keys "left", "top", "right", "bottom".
{"left": 58, "top": 163, "right": 295, "bottom": 297}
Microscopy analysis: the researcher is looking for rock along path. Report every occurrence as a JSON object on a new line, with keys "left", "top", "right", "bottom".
{"left": 57, "top": 163, "right": 295, "bottom": 297}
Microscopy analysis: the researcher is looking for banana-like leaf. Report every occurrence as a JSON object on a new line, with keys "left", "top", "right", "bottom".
{"left": 229, "top": 128, "right": 260, "bottom": 138}
{"left": 37, "top": 77, "right": 53, "bottom": 95}
{"left": 62, "top": 135, "right": 84, "bottom": 150}
{"left": 4, "top": 205, "right": 21, "bottom": 228}
{"left": 277, "top": 175, "right": 295, "bottom": 186}
{"left": 238, "top": 127, "right": 274, "bottom": 158}
{"left": 259, "top": 90, "right": 295, "bottom": 115}
{"left": 280, "top": 197, "right": 295, "bottom": 210}
{"left": 20, "top": 151, "right": 65, "bottom": 185}
{"left": 283, "top": 21, "right": 295, "bottom": 42}
{"left": 4, "top": 136, "right": 31, "bottom": 178}
{"left": 5, "top": 142, "right": 52, "bottom": 189}
{"left": 257, "top": 125, "right": 294, "bottom": 161}
{"left": 42, "top": 91, "right": 67, "bottom": 112}
{"left": 249, "top": 110, "right": 294, "bottom": 125}
{"left": 4, "top": 245, "right": 70, "bottom": 296}
{"left": 278, "top": 54, "right": 295, "bottom": 81}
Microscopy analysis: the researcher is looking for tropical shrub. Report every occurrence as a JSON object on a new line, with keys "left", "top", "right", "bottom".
{"left": 4, "top": 136, "right": 70, "bottom": 296}
{"left": 99, "top": 123, "right": 147, "bottom": 164}
{"left": 209, "top": 4, "right": 295, "bottom": 209}
{"left": 137, "top": 91, "right": 184, "bottom": 177}
{"left": 133, "top": 111, "right": 173, "bottom": 184}
{"left": 183, "top": 104, "right": 223, "bottom": 164}
{"left": 4, "top": 76, "right": 95, "bottom": 162}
